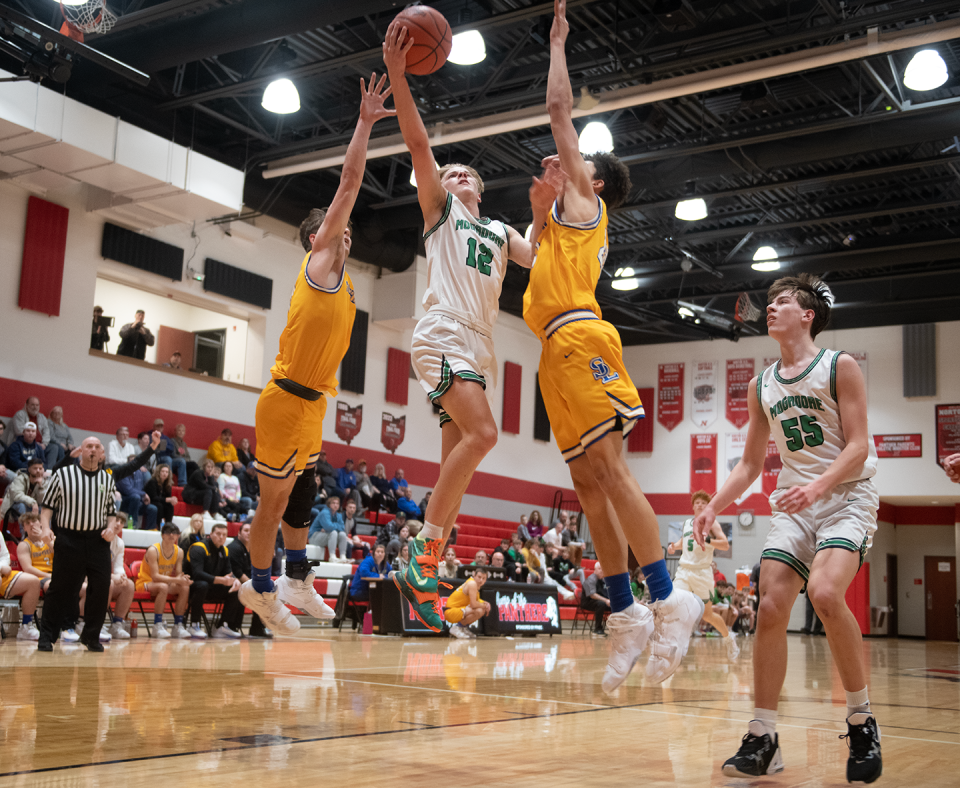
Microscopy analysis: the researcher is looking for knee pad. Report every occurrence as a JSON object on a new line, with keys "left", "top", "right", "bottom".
{"left": 283, "top": 467, "right": 317, "bottom": 529}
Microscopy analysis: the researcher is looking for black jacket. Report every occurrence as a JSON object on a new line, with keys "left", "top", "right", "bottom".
{"left": 228, "top": 537, "right": 252, "bottom": 581}
{"left": 186, "top": 537, "right": 233, "bottom": 583}
{"left": 185, "top": 468, "right": 217, "bottom": 496}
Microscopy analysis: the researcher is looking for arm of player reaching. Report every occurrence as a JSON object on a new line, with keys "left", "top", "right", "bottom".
{"left": 776, "top": 354, "right": 870, "bottom": 515}
{"left": 383, "top": 22, "right": 447, "bottom": 229}
{"left": 504, "top": 225, "right": 534, "bottom": 269}
{"left": 306, "top": 73, "right": 395, "bottom": 288}
{"left": 693, "top": 377, "right": 769, "bottom": 547}
{"left": 546, "top": 0, "right": 597, "bottom": 223}
{"left": 708, "top": 521, "right": 730, "bottom": 551}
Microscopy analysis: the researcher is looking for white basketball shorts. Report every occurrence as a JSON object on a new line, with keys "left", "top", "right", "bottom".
{"left": 673, "top": 565, "right": 715, "bottom": 601}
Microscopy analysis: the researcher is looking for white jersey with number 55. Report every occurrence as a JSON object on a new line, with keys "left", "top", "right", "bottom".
{"left": 759, "top": 348, "right": 877, "bottom": 488}
{"left": 422, "top": 191, "right": 509, "bottom": 337}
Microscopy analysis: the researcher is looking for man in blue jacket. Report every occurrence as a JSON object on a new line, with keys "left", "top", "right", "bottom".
{"left": 6, "top": 423, "right": 46, "bottom": 472}
{"left": 116, "top": 465, "right": 157, "bottom": 530}
{"left": 308, "top": 497, "right": 349, "bottom": 562}
{"left": 337, "top": 459, "right": 360, "bottom": 509}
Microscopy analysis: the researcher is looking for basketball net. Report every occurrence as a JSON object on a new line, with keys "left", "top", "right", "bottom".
{"left": 735, "top": 292, "right": 763, "bottom": 323}
{"left": 60, "top": 0, "right": 117, "bottom": 43}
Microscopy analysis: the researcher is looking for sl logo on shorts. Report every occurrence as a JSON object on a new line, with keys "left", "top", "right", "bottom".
{"left": 590, "top": 356, "right": 619, "bottom": 384}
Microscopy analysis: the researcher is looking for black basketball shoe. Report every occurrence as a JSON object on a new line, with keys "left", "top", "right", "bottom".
{"left": 842, "top": 714, "right": 882, "bottom": 784}
{"left": 722, "top": 721, "right": 784, "bottom": 777}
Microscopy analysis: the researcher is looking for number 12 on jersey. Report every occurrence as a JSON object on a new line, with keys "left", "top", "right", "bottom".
{"left": 465, "top": 237, "right": 492, "bottom": 276}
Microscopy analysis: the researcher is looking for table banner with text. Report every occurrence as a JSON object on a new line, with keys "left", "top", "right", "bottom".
{"left": 762, "top": 438, "right": 782, "bottom": 496}
{"left": 726, "top": 358, "right": 755, "bottom": 429}
{"left": 874, "top": 434, "right": 922, "bottom": 458}
{"left": 936, "top": 404, "right": 960, "bottom": 468}
{"left": 691, "top": 361, "right": 719, "bottom": 428}
{"left": 658, "top": 363, "right": 685, "bottom": 431}
{"left": 690, "top": 433, "right": 717, "bottom": 493}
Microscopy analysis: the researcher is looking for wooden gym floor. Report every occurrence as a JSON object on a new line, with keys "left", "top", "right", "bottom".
{"left": 0, "top": 631, "right": 957, "bottom": 787}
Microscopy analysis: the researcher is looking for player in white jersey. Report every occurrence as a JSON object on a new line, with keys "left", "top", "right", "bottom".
{"left": 693, "top": 273, "right": 882, "bottom": 784}
{"left": 667, "top": 490, "right": 738, "bottom": 659}
{"left": 383, "top": 23, "right": 536, "bottom": 631}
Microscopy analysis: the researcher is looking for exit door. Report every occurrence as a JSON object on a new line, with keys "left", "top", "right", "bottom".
{"left": 924, "top": 556, "right": 957, "bottom": 641}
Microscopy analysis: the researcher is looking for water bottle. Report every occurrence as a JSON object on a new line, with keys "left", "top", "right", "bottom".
{"left": 129, "top": 619, "right": 138, "bottom": 638}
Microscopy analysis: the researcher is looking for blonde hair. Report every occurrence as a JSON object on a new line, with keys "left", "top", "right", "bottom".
{"left": 438, "top": 163, "right": 484, "bottom": 193}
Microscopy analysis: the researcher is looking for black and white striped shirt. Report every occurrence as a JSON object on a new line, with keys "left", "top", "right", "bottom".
{"left": 42, "top": 465, "right": 117, "bottom": 532}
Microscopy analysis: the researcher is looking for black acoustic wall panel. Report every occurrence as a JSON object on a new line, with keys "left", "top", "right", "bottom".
{"left": 902, "top": 323, "right": 936, "bottom": 397}
{"left": 534, "top": 373, "right": 551, "bottom": 442}
{"left": 340, "top": 310, "right": 368, "bottom": 394}
{"left": 203, "top": 258, "right": 273, "bottom": 309}
{"left": 101, "top": 222, "right": 183, "bottom": 280}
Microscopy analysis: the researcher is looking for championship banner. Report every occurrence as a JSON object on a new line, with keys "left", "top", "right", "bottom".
{"left": 691, "top": 361, "right": 718, "bottom": 428}
{"left": 761, "top": 438, "right": 782, "bottom": 496}
{"left": 726, "top": 358, "right": 754, "bottom": 429}
{"left": 658, "top": 363, "right": 684, "bottom": 431}
{"left": 935, "top": 404, "right": 960, "bottom": 468}
{"left": 874, "top": 434, "right": 922, "bottom": 458}
{"left": 335, "top": 402, "right": 362, "bottom": 445}
{"left": 381, "top": 412, "right": 406, "bottom": 454}
{"left": 690, "top": 433, "right": 717, "bottom": 493}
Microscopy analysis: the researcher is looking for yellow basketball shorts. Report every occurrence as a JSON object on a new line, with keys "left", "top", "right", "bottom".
{"left": 444, "top": 605, "right": 466, "bottom": 624}
{"left": 538, "top": 317, "right": 645, "bottom": 463}
{"left": 0, "top": 569, "right": 22, "bottom": 598}
{"left": 254, "top": 380, "right": 327, "bottom": 480}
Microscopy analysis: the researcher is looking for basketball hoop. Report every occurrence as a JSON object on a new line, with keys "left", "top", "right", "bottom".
{"left": 735, "top": 291, "right": 764, "bottom": 323}
{"left": 60, "top": 0, "right": 117, "bottom": 42}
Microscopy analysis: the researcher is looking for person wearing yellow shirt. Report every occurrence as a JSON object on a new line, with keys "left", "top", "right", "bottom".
{"left": 444, "top": 567, "right": 490, "bottom": 639}
{"left": 206, "top": 429, "right": 239, "bottom": 465}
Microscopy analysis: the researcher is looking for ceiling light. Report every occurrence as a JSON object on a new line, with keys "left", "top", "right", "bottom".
{"left": 448, "top": 31, "right": 486, "bottom": 65}
{"left": 579, "top": 121, "right": 614, "bottom": 154}
{"left": 612, "top": 278, "right": 639, "bottom": 291}
{"left": 620, "top": 267, "right": 634, "bottom": 277}
{"left": 60, "top": 0, "right": 86, "bottom": 5}
{"left": 753, "top": 246, "right": 777, "bottom": 260}
{"left": 751, "top": 261, "right": 780, "bottom": 272}
{"left": 677, "top": 305, "right": 695, "bottom": 318}
{"left": 675, "top": 197, "right": 707, "bottom": 221}
{"left": 903, "top": 50, "right": 948, "bottom": 91}
{"left": 262, "top": 78, "right": 300, "bottom": 114}
{"left": 751, "top": 247, "right": 780, "bottom": 271}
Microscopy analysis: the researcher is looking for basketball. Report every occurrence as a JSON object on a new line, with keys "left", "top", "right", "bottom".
{"left": 393, "top": 5, "right": 453, "bottom": 76}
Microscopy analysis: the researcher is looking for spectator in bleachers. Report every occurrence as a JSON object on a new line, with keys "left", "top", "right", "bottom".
{"left": 377, "top": 511, "right": 407, "bottom": 561}
{"left": 507, "top": 535, "right": 528, "bottom": 581}
{"left": 392, "top": 542, "right": 410, "bottom": 575}
{"left": 218, "top": 461, "right": 251, "bottom": 521}
{"left": 438, "top": 546, "right": 460, "bottom": 579}
{"left": 6, "top": 423, "right": 46, "bottom": 473}
{"left": 0, "top": 533, "right": 42, "bottom": 641}
{"left": 561, "top": 518, "right": 583, "bottom": 547}
{"left": 236, "top": 437, "right": 256, "bottom": 468}
{"left": 542, "top": 544, "right": 576, "bottom": 601}
{"left": 308, "top": 496, "right": 351, "bottom": 563}
{"left": 17, "top": 513, "right": 53, "bottom": 598}
{"left": 1, "top": 458, "right": 47, "bottom": 528}
{"left": 731, "top": 587, "right": 755, "bottom": 633}
{"left": 144, "top": 464, "right": 177, "bottom": 527}
{"left": 185, "top": 522, "right": 243, "bottom": 639}
{"left": 136, "top": 523, "right": 191, "bottom": 638}
{"left": 711, "top": 560, "right": 726, "bottom": 586}
{"left": 135, "top": 431, "right": 159, "bottom": 474}
{"left": 3, "top": 397, "right": 51, "bottom": 448}
{"left": 386, "top": 522, "right": 411, "bottom": 565}
{"left": 490, "top": 550, "right": 512, "bottom": 579}
{"left": 543, "top": 520, "right": 564, "bottom": 549}
{"left": 46, "top": 407, "right": 74, "bottom": 468}
{"left": 179, "top": 513, "right": 206, "bottom": 551}
{"left": 630, "top": 566, "right": 647, "bottom": 603}
{"left": 492, "top": 537, "right": 510, "bottom": 560}
{"left": 152, "top": 418, "right": 186, "bottom": 486}
{"left": 472, "top": 550, "right": 489, "bottom": 566}
{"left": 169, "top": 423, "right": 198, "bottom": 480}
{"left": 353, "top": 459, "right": 378, "bottom": 514}
{"left": 581, "top": 561, "right": 609, "bottom": 636}
{"left": 389, "top": 468, "right": 408, "bottom": 496}
{"left": 370, "top": 463, "right": 397, "bottom": 512}
{"left": 240, "top": 461, "right": 260, "bottom": 512}
{"left": 396, "top": 487, "right": 422, "bottom": 519}
{"left": 183, "top": 459, "right": 226, "bottom": 521}
{"left": 517, "top": 513, "right": 529, "bottom": 539}
{"left": 160, "top": 351, "right": 182, "bottom": 369}
{"left": 91, "top": 306, "right": 110, "bottom": 351}
{"left": 526, "top": 510, "right": 545, "bottom": 540}
{"left": 80, "top": 513, "right": 134, "bottom": 641}
{"left": 342, "top": 499, "right": 369, "bottom": 562}
{"left": 228, "top": 521, "right": 270, "bottom": 637}
{"left": 115, "top": 460, "right": 156, "bottom": 530}
{"left": 116, "top": 310, "right": 155, "bottom": 359}
{"left": 207, "top": 428, "right": 239, "bottom": 466}
{"left": 566, "top": 544, "right": 587, "bottom": 586}
{"left": 313, "top": 450, "right": 342, "bottom": 503}
{"left": 106, "top": 427, "right": 136, "bottom": 469}
{"left": 350, "top": 543, "right": 389, "bottom": 602}
{"left": 336, "top": 458, "right": 361, "bottom": 509}
{"left": 525, "top": 540, "right": 544, "bottom": 583}
{"left": 419, "top": 490, "right": 432, "bottom": 516}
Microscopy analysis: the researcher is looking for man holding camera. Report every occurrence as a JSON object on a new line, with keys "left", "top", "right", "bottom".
{"left": 117, "top": 310, "right": 155, "bottom": 360}
{"left": 91, "top": 306, "right": 111, "bottom": 351}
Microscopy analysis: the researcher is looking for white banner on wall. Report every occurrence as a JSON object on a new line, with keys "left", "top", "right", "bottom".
{"left": 691, "top": 360, "right": 719, "bottom": 428}
{"left": 723, "top": 432, "right": 760, "bottom": 504}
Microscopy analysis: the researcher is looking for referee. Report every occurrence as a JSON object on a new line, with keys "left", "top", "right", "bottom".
{"left": 38, "top": 436, "right": 118, "bottom": 652}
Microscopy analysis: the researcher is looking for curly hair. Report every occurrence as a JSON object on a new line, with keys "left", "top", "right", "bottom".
{"left": 767, "top": 272, "right": 834, "bottom": 338}
{"left": 691, "top": 490, "right": 711, "bottom": 507}
{"left": 585, "top": 152, "right": 632, "bottom": 209}
{"left": 299, "top": 208, "right": 354, "bottom": 252}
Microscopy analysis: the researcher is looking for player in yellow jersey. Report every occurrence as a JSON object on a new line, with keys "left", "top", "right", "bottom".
{"left": 1, "top": 514, "right": 42, "bottom": 641}
{"left": 444, "top": 567, "right": 490, "bottom": 639}
{"left": 238, "top": 73, "right": 395, "bottom": 635}
{"left": 523, "top": 0, "right": 703, "bottom": 692}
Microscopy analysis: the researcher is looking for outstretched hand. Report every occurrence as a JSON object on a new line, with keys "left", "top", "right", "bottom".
{"left": 150, "top": 430, "right": 162, "bottom": 450}
{"left": 552, "top": 0, "right": 569, "bottom": 45}
{"left": 359, "top": 72, "right": 395, "bottom": 124}
{"left": 944, "top": 453, "right": 960, "bottom": 483}
{"left": 691, "top": 508, "right": 715, "bottom": 549}
{"left": 382, "top": 20, "right": 414, "bottom": 75}
{"left": 530, "top": 155, "right": 566, "bottom": 213}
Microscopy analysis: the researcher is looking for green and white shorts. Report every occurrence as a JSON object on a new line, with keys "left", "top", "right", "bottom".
{"left": 762, "top": 477, "right": 878, "bottom": 582}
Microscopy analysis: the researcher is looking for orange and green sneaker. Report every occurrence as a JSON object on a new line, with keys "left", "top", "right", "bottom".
{"left": 393, "top": 536, "right": 444, "bottom": 632}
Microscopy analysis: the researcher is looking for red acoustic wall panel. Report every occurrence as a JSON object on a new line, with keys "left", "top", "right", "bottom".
{"left": 502, "top": 361, "right": 522, "bottom": 434}
{"left": 386, "top": 347, "right": 410, "bottom": 405}
{"left": 844, "top": 562, "right": 870, "bottom": 635}
{"left": 627, "top": 387, "right": 655, "bottom": 452}
{"left": 19, "top": 196, "right": 69, "bottom": 317}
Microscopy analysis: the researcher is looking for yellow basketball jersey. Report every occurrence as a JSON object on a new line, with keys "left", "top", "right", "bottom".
{"left": 29, "top": 539, "right": 53, "bottom": 574}
{"left": 523, "top": 196, "right": 609, "bottom": 341}
{"left": 138, "top": 544, "right": 178, "bottom": 584}
{"left": 271, "top": 251, "right": 357, "bottom": 395}
{"left": 445, "top": 581, "right": 473, "bottom": 610}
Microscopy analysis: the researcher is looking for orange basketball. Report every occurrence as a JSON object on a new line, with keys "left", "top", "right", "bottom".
{"left": 394, "top": 5, "right": 453, "bottom": 76}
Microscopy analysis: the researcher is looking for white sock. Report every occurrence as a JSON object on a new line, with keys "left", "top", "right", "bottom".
{"left": 846, "top": 686, "right": 871, "bottom": 720}
{"left": 420, "top": 522, "right": 444, "bottom": 541}
{"left": 752, "top": 708, "right": 778, "bottom": 737}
